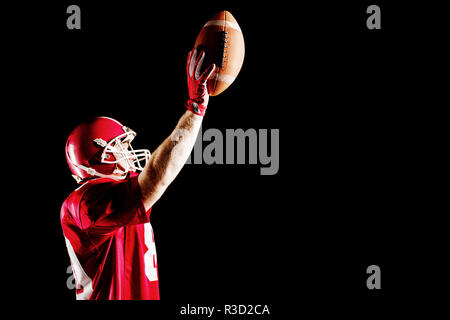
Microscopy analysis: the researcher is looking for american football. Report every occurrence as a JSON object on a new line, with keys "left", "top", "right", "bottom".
{"left": 194, "top": 10, "right": 245, "bottom": 96}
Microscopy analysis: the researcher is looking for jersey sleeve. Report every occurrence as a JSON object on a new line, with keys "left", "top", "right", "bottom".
{"left": 77, "top": 176, "right": 151, "bottom": 233}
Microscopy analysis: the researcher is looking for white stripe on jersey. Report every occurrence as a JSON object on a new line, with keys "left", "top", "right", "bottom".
{"left": 65, "top": 237, "right": 93, "bottom": 300}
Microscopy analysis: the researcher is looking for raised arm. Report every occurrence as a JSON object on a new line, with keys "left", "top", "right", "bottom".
{"left": 138, "top": 49, "right": 215, "bottom": 210}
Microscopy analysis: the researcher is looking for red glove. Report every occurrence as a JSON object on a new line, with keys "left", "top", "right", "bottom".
{"left": 185, "top": 48, "right": 216, "bottom": 116}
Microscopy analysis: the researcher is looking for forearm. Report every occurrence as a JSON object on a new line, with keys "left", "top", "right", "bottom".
{"left": 150, "top": 110, "right": 202, "bottom": 184}
{"left": 137, "top": 48, "right": 214, "bottom": 209}
{"left": 138, "top": 110, "right": 202, "bottom": 208}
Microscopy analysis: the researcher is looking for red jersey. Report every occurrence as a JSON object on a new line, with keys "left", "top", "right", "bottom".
{"left": 60, "top": 172, "right": 159, "bottom": 300}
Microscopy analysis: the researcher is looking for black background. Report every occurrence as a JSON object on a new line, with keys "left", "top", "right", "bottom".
{"left": 4, "top": 0, "right": 447, "bottom": 317}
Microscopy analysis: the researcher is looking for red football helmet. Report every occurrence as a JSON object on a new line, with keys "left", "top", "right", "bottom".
{"left": 65, "top": 117, "right": 151, "bottom": 183}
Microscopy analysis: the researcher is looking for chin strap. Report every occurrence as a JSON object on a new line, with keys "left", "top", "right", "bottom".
{"left": 72, "top": 164, "right": 128, "bottom": 183}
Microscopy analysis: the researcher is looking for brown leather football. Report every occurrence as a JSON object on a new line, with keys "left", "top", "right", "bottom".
{"left": 194, "top": 10, "right": 245, "bottom": 96}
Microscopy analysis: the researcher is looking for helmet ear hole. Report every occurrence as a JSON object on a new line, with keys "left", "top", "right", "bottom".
{"left": 88, "top": 157, "right": 101, "bottom": 167}
{"left": 88, "top": 156, "right": 116, "bottom": 176}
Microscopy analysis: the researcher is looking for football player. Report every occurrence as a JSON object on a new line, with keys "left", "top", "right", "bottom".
{"left": 61, "top": 49, "right": 215, "bottom": 300}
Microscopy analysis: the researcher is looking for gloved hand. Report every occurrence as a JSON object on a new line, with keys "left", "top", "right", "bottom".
{"left": 185, "top": 48, "right": 216, "bottom": 116}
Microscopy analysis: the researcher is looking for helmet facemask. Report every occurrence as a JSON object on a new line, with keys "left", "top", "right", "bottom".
{"left": 97, "top": 126, "right": 151, "bottom": 177}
